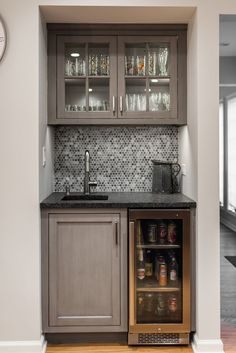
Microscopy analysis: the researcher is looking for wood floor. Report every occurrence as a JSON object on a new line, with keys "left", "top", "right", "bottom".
{"left": 46, "top": 224, "right": 236, "bottom": 353}
{"left": 220, "top": 224, "right": 236, "bottom": 353}
{"left": 47, "top": 344, "right": 193, "bottom": 353}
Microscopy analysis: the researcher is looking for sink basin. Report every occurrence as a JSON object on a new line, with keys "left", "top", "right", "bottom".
{"left": 61, "top": 194, "right": 109, "bottom": 201}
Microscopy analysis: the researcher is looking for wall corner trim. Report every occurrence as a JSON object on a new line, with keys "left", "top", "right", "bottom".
{"left": 0, "top": 335, "right": 47, "bottom": 353}
{"left": 192, "top": 334, "right": 224, "bottom": 353}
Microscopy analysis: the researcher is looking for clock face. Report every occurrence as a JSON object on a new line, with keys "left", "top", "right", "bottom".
{"left": 0, "top": 18, "right": 6, "bottom": 62}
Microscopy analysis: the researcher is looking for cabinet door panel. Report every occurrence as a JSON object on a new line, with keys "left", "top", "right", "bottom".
{"left": 49, "top": 213, "right": 120, "bottom": 327}
{"left": 118, "top": 36, "right": 177, "bottom": 121}
{"left": 57, "top": 36, "right": 117, "bottom": 120}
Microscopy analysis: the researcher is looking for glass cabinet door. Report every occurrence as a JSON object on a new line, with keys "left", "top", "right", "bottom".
{"left": 57, "top": 36, "right": 117, "bottom": 119}
{"left": 129, "top": 210, "right": 190, "bottom": 333}
{"left": 118, "top": 37, "right": 177, "bottom": 120}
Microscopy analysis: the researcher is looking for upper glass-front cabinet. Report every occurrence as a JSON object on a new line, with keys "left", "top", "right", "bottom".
{"left": 48, "top": 27, "right": 186, "bottom": 125}
{"left": 118, "top": 36, "right": 177, "bottom": 120}
{"left": 57, "top": 36, "right": 117, "bottom": 119}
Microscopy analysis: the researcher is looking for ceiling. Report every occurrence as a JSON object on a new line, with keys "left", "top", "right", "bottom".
{"left": 220, "top": 15, "right": 236, "bottom": 57}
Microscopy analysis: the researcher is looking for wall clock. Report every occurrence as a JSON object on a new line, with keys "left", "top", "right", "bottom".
{"left": 0, "top": 17, "right": 7, "bottom": 62}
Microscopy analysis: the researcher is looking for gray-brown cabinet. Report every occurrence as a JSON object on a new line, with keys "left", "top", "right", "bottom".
{"left": 48, "top": 24, "right": 187, "bottom": 125}
{"left": 41, "top": 209, "right": 127, "bottom": 333}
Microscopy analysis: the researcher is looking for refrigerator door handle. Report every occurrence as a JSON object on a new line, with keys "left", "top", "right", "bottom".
{"left": 129, "top": 221, "right": 135, "bottom": 327}
{"left": 115, "top": 221, "right": 118, "bottom": 245}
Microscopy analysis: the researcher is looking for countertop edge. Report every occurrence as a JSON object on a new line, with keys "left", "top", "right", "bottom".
{"left": 40, "top": 192, "right": 196, "bottom": 209}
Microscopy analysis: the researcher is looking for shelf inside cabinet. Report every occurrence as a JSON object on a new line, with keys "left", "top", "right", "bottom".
{"left": 137, "top": 244, "right": 180, "bottom": 249}
{"left": 65, "top": 75, "right": 86, "bottom": 79}
{"left": 125, "top": 75, "right": 170, "bottom": 82}
{"left": 137, "top": 278, "right": 181, "bottom": 293}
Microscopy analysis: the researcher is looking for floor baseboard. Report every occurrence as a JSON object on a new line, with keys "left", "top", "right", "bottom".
{"left": 192, "top": 334, "right": 224, "bottom": 353}
{"left": 0, "top": 335, "right": 46, "bottom": 353}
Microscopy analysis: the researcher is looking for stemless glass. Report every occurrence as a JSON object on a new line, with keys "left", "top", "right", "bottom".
{"left": 158, "top": 47, "right": 169, "bottom": 76}
{"left": 162, "top": 92, "right": 170, "bottom": 111}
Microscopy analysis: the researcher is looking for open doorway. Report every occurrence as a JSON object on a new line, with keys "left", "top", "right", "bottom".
{"left": 220, "top": 14, "right": 236, "bottom": 352}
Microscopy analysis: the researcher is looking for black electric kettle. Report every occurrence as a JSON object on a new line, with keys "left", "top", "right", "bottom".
{"left": 152, "top": 160, "right": 181, "bottom": 194}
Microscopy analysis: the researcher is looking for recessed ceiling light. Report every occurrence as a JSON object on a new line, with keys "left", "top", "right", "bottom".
{"left": 71, "top": 52, "right": 80, "bottom": 57}
{"left": 89, "top": 88, "right": 93, "bottom": 92}
{"left": 151, "top": 79, "right": 159, "bottom": 83}
{"left": 220, "top": 42, "right": 230, "bottom": 47}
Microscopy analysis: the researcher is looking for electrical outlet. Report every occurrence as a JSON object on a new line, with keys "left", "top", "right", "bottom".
{"left": 42, "top": 146, "right": 46, "bottom": 167}
{"left": 181, "top": 163, "right": 187, "bottom": 176}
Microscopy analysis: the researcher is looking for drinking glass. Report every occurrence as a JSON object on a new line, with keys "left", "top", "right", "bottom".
{"left": 162, "top": 92, "right": 170, "bottom": 111}
{"left": 158, "top": 47, "right": 168, "bottom": 76}
{"left": 65, "top": 59, "right": 73, "bottom": 76}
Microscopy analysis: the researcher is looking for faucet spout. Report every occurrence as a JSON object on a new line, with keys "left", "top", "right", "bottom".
{"left": 84, "top": 150, "right": 97, "bottom": 195}
{"left": 85, "top": 150, "right": 90, "bottom": 173}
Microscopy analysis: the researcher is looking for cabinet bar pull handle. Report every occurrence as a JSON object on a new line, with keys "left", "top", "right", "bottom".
{"left": 129, "top": 221, "right": 135, "bottom": 326}
{"left": 112, "top": 96, "right": 116, "bottom": 115}
{"left": 115, "top": 222, "right": 118, "bottom": 245}
{"left": 120, "top": 96, "right": 123, "bottom": 114}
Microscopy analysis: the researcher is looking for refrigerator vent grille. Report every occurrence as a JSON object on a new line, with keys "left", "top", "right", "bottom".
{"left": 138, "top": 333, "right": 179, "bottom": 344}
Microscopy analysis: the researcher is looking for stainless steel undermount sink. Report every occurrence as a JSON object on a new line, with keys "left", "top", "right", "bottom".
{"left": 61, "top": 194, "right": 109, "bottom": 201}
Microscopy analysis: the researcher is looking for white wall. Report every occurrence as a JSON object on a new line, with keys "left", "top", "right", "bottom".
{"left": 0, "top": 0, "right": 42, "bottom": 350}
{"left": 39, "top": 12, "right": 54, "bottom": 202}
{"left": 1, "top": 1, "right": 236, "bottom": 353}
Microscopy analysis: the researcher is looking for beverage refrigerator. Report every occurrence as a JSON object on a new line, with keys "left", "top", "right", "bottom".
{"left": 128, "top": 209, "right": 191, "bottom": 345}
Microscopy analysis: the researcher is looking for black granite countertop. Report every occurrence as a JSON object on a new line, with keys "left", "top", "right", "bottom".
{"left": 40, "top": 192, "right": 196, "bottom": 209}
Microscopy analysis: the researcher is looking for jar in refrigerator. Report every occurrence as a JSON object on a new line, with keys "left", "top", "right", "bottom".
{"left": 167, "top": 221, "right": 177, "bottom": 244}
{"left": 159, "top": 263, "right": 167, "bottom": 286}
{"left": 158, "top": 221, "right": 167, "bottom": 244}
{"left": 147, "top": 223, "right": 157, "bottom": 243}
{"left": 168, "top": 295, "right": 178, "bottom": 313}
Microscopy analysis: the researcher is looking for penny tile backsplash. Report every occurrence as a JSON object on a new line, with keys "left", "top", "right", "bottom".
{"left": 54, "top": 126, "right": 178, "bottom": 192}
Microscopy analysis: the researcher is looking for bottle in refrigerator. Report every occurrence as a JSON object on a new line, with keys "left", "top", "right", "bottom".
{"left": 158, "top": 221, "right": 167, "bottom": 244}
{"left": 168, "top": 295, "right": 178, "bottom": 314}
{"left": 137, "top": 293, "right": 144, "bottom": 317}
{"left": 155, "top": 254, "right": 165, "bottom": 280}
{"left": 167, "top": 221, "right": 177, "bottom": 244}
{"left": 137, "top": 221, "right": 144, "bottom": 245}
{"left": 145, "top": 250, "right": 153, "bottom": 277}
{"left": 159, "top": 262, "right": 167, "bottom": 286}
{"left": 169, "top": 256, "right": 178, "bottom": 283}
{"left": 137, "top": 248, "right": 145, "bottom": 280}
{"left": 156, "top": 293, "right": 166, "bottom": 316}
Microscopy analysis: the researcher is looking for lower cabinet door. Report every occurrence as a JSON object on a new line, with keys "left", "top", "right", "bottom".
{"left": 48, "top": 213, "right": 121, "bottom": 327}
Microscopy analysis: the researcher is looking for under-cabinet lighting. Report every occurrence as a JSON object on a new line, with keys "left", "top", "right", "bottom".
{"left": 89, "top": 88, "right": 93, "bottom": 92}
{"left": 144, "top": 88, "right": 152, "bottom": 92}
{"left": 71, "top": 53, "right": 80, "bottom": 57}
{"left": 151, "top": 79, "right": 159, "bottom": 83}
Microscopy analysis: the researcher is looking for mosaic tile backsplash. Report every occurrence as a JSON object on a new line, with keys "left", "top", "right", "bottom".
{"left": 54, "top": 126, "right": 178, "bottom": 192}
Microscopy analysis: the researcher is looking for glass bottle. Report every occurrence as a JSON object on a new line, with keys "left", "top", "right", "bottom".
{"left": 169, "top": 256, "right": 178, "bottom": 283}
{"left": 137, "top": 221, "right": 144, "bottom": 245}
{"left": 159, "top": 262, "right": 167, "bottom": 287}
{"left": 145, "top": 250, "right": 153, "bottom": 277}
{"left": 137, "top": 248, "right": 145, "bottom": 280}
